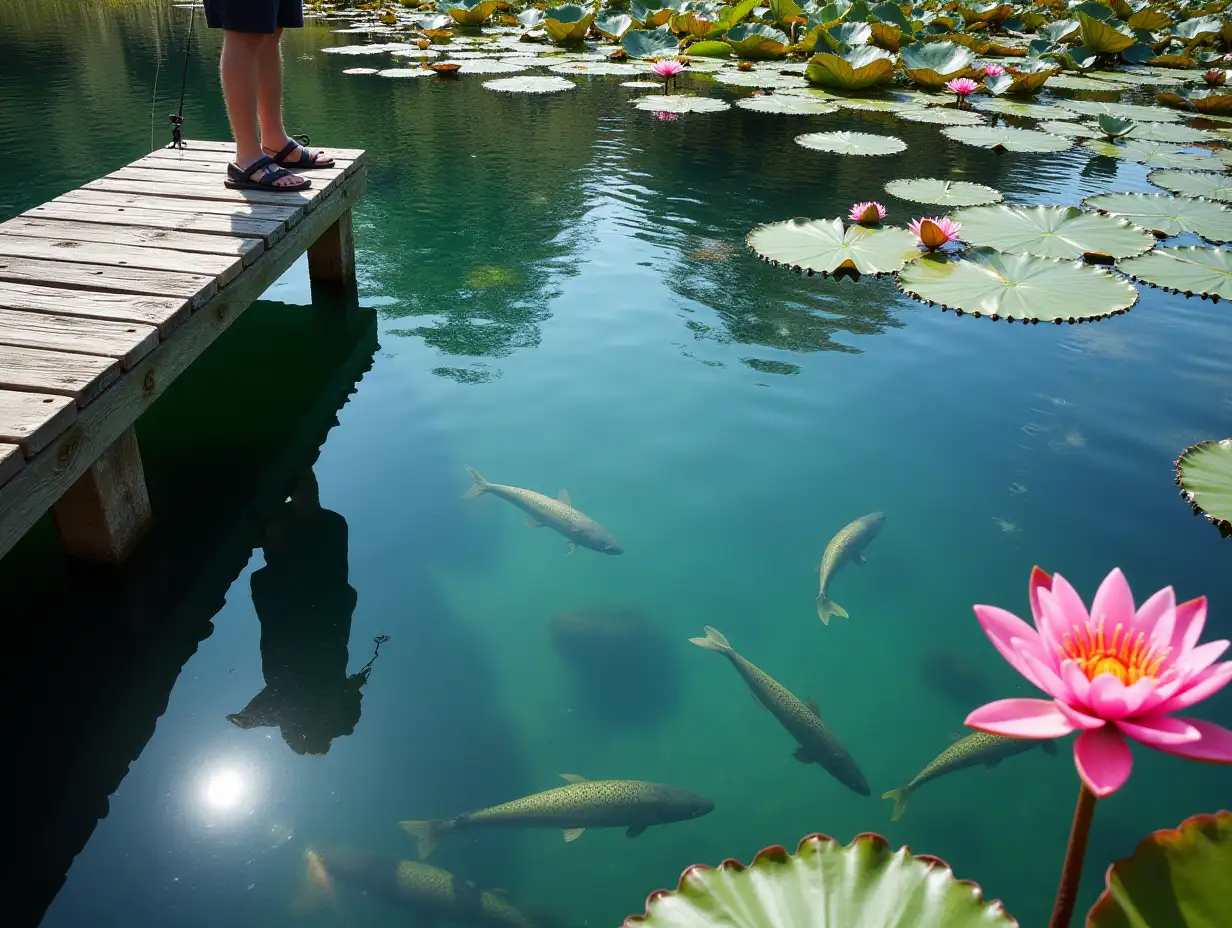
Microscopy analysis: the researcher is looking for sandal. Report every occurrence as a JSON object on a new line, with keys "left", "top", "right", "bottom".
{"left": 224, "top": 156, "right": 312, "bottom": 192}
{"left": 263, "top": 137, "right": 335, "bottom": 170}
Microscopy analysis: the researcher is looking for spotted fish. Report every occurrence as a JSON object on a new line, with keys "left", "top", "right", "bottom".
{"left": 816, "top": 511, "right": 884, "bottom": 625}
{"left": 689, "top": 626, "right": 870, "bottom": 795}
{"left": 463, "top": 467, "right": 622, "bottom": 555}
{"left": 399, "top": 774, "right": 713, "bottom": 857}
{"left": 306, "top": 848, "right": 537, "bottom": 928}
{"left": 881, "top": 731, "right": 1057, "bottom": 821}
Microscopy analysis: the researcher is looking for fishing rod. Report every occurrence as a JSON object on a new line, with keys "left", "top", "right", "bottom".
{"left": 168, "top": 2, "right": 196, "bottom": 149}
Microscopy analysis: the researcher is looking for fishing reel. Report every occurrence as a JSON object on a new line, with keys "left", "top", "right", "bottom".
{"left": 167, "top": 113, "right": 186, "bottom": 150}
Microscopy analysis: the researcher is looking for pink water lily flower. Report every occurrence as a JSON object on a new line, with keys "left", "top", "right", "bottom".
{"left": 652, "top": 59, "right": 686, "bottom": 78}
{"left": 908, "top": 216, "right": 961, "bottom": 250}
{"left": 966, "top": 567, "right": 1232, "bottom": 798}
{"left": 652, "top": 111, "right": 680, "bottom": 122}
{"left": 946, "top": 77, "right": 979, "bottom": 101}
{"left": 849, "top": 201, "right": 887, "bottom": 225}
{"left": 983, "top": 63, "right": 1006, "bottom": 77}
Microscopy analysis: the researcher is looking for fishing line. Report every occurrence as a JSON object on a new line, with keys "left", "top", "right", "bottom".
{"left": 167, "top": 1, "right": 196, "bottom": 149}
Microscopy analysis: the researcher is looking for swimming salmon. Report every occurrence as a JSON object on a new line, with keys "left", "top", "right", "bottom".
{"left": 689, "top": 626, "right": 870, "bottom": 795}
{"left": 306, "top": 848, "right": 537, "bottom": 928}
{"left": 463, "top": 467, "right": 622, "bottom": 555}
{"left": 399, "top": 775, "right": 713, "bottom": 857}
{"left": 881, "top": 731, "right": 1057, "bottom": 821}
{"left": 816, "top": 511, "right": 884, "bottom": 625}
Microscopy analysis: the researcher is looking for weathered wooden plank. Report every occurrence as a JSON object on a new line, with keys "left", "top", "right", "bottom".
{"left": 25, "top": 200, "right": 284, "bottom": 246}
{"left": 133, "top": 154, "right": 355, "bottom": 178}
{"left": 0, "top": 308, "right": 160, "bottom": 369}
{"left": 85, "top": 176, "right": 323, "bottom": 212}
{"left": 53, "top": 425, "right": 151, "bottom": 563}
{"left": 0, "top": 234, "right": 244, "bottom": 286}
{"left": 0, "top": 255, "right": 217, "bottom": 308}
{"left": 60, "top": 188, "right": 303, "bottom": 223}
{"left": 167, "top": 139, "right": 367, "bottom": 161}
{"left": 0, "top": 389, "right": 77, "bottom": 455}
{"left": 0, "top": 282, "right": 189, "bottom": 333}
{"left": 0, "top": 443, "right": 21, "bottom": 488}
{"left": 0, "top": 217, "right": 265, "bottom": 265}
{"left": 0, "top": 165, "right": 368, "bottom": 562}
{"left": 0, "top": 344, "right": 121, "bottom": 406}
{"left": 105, "top": 166, "right": 347, "bottom": 203}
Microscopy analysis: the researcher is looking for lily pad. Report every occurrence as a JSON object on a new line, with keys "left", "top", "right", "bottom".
{"left": 898, "top": 107, "right": 986, "bottom": 126}
{"left": 483, "top": 75, "right": 576, "bottom": 93}
{"left": 624, "top": 832, "right": 1017, "bottom": 928}
{"left": 377, "top": 68, "right": 434, "bottom": 78}
{"left": 446, "top": 0, "right": 507, "bottom": 27}
{"left": 747, "top": 218, "right": 920, "bottom": 276}
{"left": 898, "top": 248, "right": 1138, "bottom": 322}
{"left": 594, "top": 13, "right": 634, "bottom": 41}
{"left": 1149, "top": 170, "right": 1232, "bottom": 203}
{"left": 726, "top": 23, "right": 790, "bottom": 61}
{"left": 621, "top": 29, "right": 680, "bottom": 59}
{"left": 547, "top": 61, "right": 641, "bottom": 75}
{"left": 795, "top": 131, "right": 907, "bottom": 156}
{"left": 735, "top": 95, "right": 839, "bottom": 115}
{"left": 884, "top": 178, "right": 1003, "bottom": 207}
{"left": 900, "top": 41, "right": 977, "bottom": 89}
{"left": 974, "top": 98, "right": 1061, "bottom": 120}
{"left": 1057, "top": 99, "right": 1185, "bottom": 124}
{"left": 942, "top": 124, "right": 1072, "bottom": 153}
{"left": 1117, "top": 247, "right": 1232, "bottom": 300}
{"left": 1082, "top": 139, "right": 1222, "bottom": 171}
{"left": 805, "top": 46, "right": 896, "bottom": 90}
{"left": 342, "top": 67, "right": 380, "bottom": 75}
{"left": 455, "top": 59, "right": 528, "bottom": 75}
{"left": 1038, "top": 120, "right": 1101, "bottom": 138}
{"left": 1089, "top": 811, "right": 1232, "bottom": 923}
{"left": 1084, "top": 193, "right": 1232, "bottom": 242}
{"left": 1087, "top": 69, "right": 1191, "bottom": 87}
{"left": 632, "top": 95, "right": 731, "bottom": 114}
{"left": 1045, "top": 73, "right": 1122, "bottom": 92}
{"left": 542, "top": 5, "right": 594, "bottom": 45}
{"left": 1114, "top": 121, "right": 1222, "bottom": 144}
{"left": 1172, "top": 445, "right": 1232, "bottom": 538}
{"left": 713, "top": 69, "right": 805, "bottom": 89}
{"left": 953, "top": 205, "right": 1155, "bottom": 260}
{"left": 829, "top": 97, "right": 918, "bottom": 113}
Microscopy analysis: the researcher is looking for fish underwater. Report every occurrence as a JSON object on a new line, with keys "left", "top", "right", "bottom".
{"left": 305, "top": 847, "right": 537, "bottom": 928}
{"left": 463, "top": 467, "right": 622, "bottom": 555}
{"left": 688, "top": 626, "right": 870, "bottom": 796}
{"left": 399, "top": 774, "right": 713, "bottom": 857}
{"left": 881, "top": 731, "right": 1057, "bottom": 821}
{"left": 816, "top": 511, "right": 884, "bottom": 625}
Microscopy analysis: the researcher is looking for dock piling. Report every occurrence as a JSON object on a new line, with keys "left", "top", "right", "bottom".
{"left": 53, "top": 425, "right": 152, "bottom": 563}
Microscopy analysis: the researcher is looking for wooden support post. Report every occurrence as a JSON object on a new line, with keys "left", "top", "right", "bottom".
{"left": 52, "top": 425, "right": 152, "bottom": 563}
{"left": 307, "top": 208, "right": 355, "bottom": 286}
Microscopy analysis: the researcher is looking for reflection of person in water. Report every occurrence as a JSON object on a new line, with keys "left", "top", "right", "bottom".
{"left": 227, "top": 469, "right": 379, "bottom": 755}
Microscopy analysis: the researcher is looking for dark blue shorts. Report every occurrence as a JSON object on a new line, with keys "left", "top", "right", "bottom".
{"left": 203, "top": 0, "right": 304, "bottom": 34}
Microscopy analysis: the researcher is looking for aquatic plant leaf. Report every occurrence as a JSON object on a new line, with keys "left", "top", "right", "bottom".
{"left": 1045, "top": 73, "right": 1122, "bottom": 92}
{"left": 623, "top": 833, "right": 1017, "bottom": 928}
{"left": 622, "top": 29, "right": 681, "bottom": 58}
{"left": 447, "top": 0, "right": 507, "bottom": 27}
{"left": 632, "top": 94, "right": 731, "bottom": 113}
{"left": 1089, "top": 811, "right": 1232, "bottom": 922}
{"left": 900, "top": 41, "right": 977, "bottom": 89}
{"left": 1087, "top": 69, "right": 1189, "bottom": 86}
{"left": 974, "top": 98, "right": 1060, "bottom": 119}
{"left": 1149, "top": 170, "right": 1232, "bottom": 203}
{"left": 953, "top": 205, "right": 1154, "bottom": 260}
{"left": 1083, "top": 139, "right": 1221, "bottom": 170}
{"left": 541, "top": 5, "right": 595, "bottom": 45}
{"left": 1040, "top": 19, "right": 1080, "bottom": 44}
{"left": 343, "top": 67, "right": 381, "bottom": 75}
{"left": 828, "top": 96, "right": 916, "bottom": 112}
{"left": 1057, "top": 99, "right": 1184, "bottom": 123}
{"left": 1173, "top": 16, "right": 1224, "bottom": 46}
{"left": 898, "top": 107, "right": 986, "bottom": 126}
{"left": 547, "top": 61, "right": 642, "bottom": 75}
{"left": 805, "top": 46, "right": 896, "bottom": 89}
{"left": 884, "top": 178, "right": 1003, "bottom": 207}
{"left": 377, "top": 68, "right": 435, "bottom": 78}
{"left": 714, "top": 69, "right": 805, "bottom": 88}
{"left": 1077, "top": 11, "right": 1136, "bottom": 55}
{"left": 687, "top": 40, "right": 734, "bottom": 57}
{"left": 483, "top": 75, "right": 577, "bottom": 93}
{"left": 1005, "top": 60, "right": 1058, "bottom": 94}
{"left": 735, "top": 95, "right": 839, "bottom": 115}
{"left": 454, "top": 59, "right": 529, "bottom": 74}
{"left": 747, "top": 219, "right": 920, "bottom": 276}
{"left": 1038, "top": 120, "right": 1100, "bottom": 139}
{"left": 594, "top": 13, "right": 634, "bottom": 40}
{"left": 897, "top": 248, "right": 1138, "bottom": 322}
{"left": 983, "top": 73, "right": 1013, "bottom": 96}
{"left": 725, "top": 24, "right": 791, "bottom": 60}
{"left": 1117, "top": 247, "right": 1232, "bottom": 301}
{"left": 1084, "top": 193, "right": 1232, "bottom": 242}
{"left": 942, "top": 124, "right": 1072, "bottom": 153}
{"left": 1114, "top": 121, "right": 1221, "bottom": 144}
{"left": 517, "top": 8, "right": 545, "bottom": 29}
{"left": 1096, "top": 114, "right": 1136, "bottom": 138}
{"left": 820, "top": 22, "right": 873, "bottom": 53}
{"left": 795, "top": 131, "right": 907, "bottom": 156}
{"left": 1160, "top": 90, "right": 1232, "bottom": 116}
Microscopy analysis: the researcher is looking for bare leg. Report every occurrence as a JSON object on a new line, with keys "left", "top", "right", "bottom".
{"left": 258, "top": 30, "right": 333, "bottom": 168}
{"left": 219, "top": 29, "right": 302, "bottom": 186}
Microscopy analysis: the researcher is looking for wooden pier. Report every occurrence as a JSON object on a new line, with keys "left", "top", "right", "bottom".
{"left": 0, "top": 140, "right": 366, "bottom": 563}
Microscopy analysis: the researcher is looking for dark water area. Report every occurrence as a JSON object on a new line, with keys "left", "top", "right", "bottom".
{"left": 0, "top": 2, "right": 1229, "bottom": 927}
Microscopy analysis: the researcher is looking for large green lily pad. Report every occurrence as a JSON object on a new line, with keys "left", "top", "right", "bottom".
{"left": 952, "top": 205, "right": 1154, "bottom": 260}
{"left": 484, "top": 76, "right": 576, "bottom": 94}
{"left": 1077, "top": 11, "right": 1137, "bottom": 55}
{"left": 897, "top": 248, "right": 1139, "bottom": 322}
{"left": 748, "top": 218, "right": 920, "bottom": 277}
{"left": 1045, "top": 73, "right": 1122, "bottom": 92}
{"left": 735, "top": 95, "right": 839, "bottom": 115}
{"left": 542, "top": 5, "right": 594, "bottom": 45}
{"left": 633, "top": 95, "right": 731, "bottom": 114}
{"left": 621, "top": 28, "right": 680, "bottom": 59}
{"left": 1082, "top": 139, "right": 1222, "bottom": 171}
{"left": 795, "top": 131, "right": 906, "bottom": 156}
{"left": 1117, "top": 247, "right": 1232, "bottom": 301}
{"left": 1149, "top": 170, "right": 1232, "bottom": 203}
{"left": 1109, "top": 121, "right": 1221, "bottom": 144}
{"left": 446, "top": 0, "right": 507, "bottom": 26}
{"left": 726, "top": 24, "right": 791, "bottom": 61}
{"left": 898, "top": 107, "right": 986, "bottom": 126}
{"left": 805, "top": 46, "right": 896, "bottom": 90}
{"left": 900, "top": 41, "right": 976, "bottom": 89}
{"left": 942, "top": 124, "right": 1072, "bottom": 153}
{"left": 1084, "top": 193, "right": 1232, "bottom": 242}
{"left": 974, "top": 99, "right": 1059, "bottom": 120}
{"left": 625, "top": 832, "right": 1017, "bottom": 928}
{"left": 1057, "top": 99, "right": 1185, "bottom": 124}
{"left": 884, "top": 178, "right": 1003, "bottom": 207}
{"left": 1088, "top": 811, "right": 1232, "bottom": 923}
{"left": 1038, "top": 121, "right": 1101, "bottom": 139}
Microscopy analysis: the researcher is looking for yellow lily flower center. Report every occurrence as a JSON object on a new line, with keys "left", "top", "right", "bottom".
{"left": 1061, "top": 619, "right": 1169, "bottom": 685}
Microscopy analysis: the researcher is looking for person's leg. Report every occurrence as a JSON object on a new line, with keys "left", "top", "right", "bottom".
{"left": 257, "top": 27, "right": 333, "bottom": 168}
{"left": 219, "top": 30, "right": 303, "bottom": 186}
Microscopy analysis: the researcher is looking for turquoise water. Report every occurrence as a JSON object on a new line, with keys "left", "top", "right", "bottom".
{"left": 1, "top": 4, "right": 1230, "bottom": 927}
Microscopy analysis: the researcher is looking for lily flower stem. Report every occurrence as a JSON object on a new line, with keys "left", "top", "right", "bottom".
{"left": 1048, "top": 784, "right": 1097, "bottom": 928}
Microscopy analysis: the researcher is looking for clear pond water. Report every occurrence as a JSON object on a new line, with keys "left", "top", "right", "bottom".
{"left": 1, "top": 3, "right": 1230, "bottom": 926}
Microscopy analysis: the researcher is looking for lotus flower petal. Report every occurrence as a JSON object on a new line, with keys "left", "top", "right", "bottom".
{"left": 974, "top": 604, "right": 1045, "bottom": 682}
{"left": 1171, "top": 596, "right": 1209, "bottom": 656}
{"left": 965, "top": 698, "right": 1078, "bottom": 739}
{"left": 1149, "top": 718, "right": 1232, "bottom": 764}
{"left": 1153, "top": 661, "right": 1232, "bottom": 715}
{"left": 1074, "top": 726, "right": 1133, "bottom": 797}
{"left": 1116, "top": 715, "right": 1201, "bottom": 748}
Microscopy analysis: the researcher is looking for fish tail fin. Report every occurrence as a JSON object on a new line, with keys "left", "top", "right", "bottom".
{"left": 292, "top": 849, "right": 339, "bottom": 916}
{"left": 399, "top": 819, "right": 451, "bottom": 858}
{"left": 816, "top": 593, "right": 849, "bottom": 625}
{"left": 462, "top": 466, "right": 490, "bottom": 500}
{"left": 688, "top": 625, "right": 732, "bottom": 653}
{"left": 881, "top": 787, "right": 912, "bottom": 822}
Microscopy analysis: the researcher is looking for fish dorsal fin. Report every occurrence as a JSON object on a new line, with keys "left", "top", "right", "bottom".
{"left": 558, "top": 489, "right": 571, "bottom": 506}
{"left": 560, "top": 773, "right": 588, "bottom": 784}
{"left": 562, "top": 827, "right": 586, "bottom": 843}
{"left": 807, "top": 697, "right": 820, "bottom": 717}
{"left": 626, "top": 824, "right": 647, "bottom": 838}
{"left": 854, "top": 551, "right": 867, "bottom": 565}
